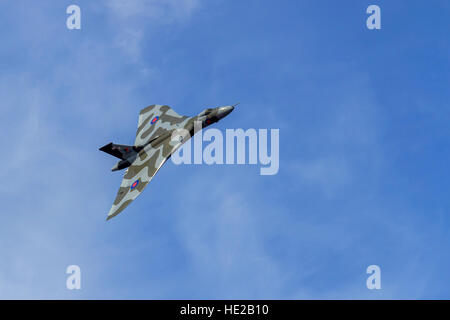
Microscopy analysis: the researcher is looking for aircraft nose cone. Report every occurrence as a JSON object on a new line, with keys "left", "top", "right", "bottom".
{"left": 217, "top": 106, "right": 234, "bottom": 119}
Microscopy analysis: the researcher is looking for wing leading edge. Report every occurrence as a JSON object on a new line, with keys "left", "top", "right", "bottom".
{"left": 134, "top": 105, "right": 188, "bottom": 147}
{"left": 106, "top": 135, "right": 183, "bottom": 220}
{"left": 106, "top": 104, "right": 190, "bottom": 220}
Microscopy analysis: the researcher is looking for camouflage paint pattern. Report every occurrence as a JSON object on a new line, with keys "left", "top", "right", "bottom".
{"left": 101, "top": 104, "right": 235, "bottom": 220}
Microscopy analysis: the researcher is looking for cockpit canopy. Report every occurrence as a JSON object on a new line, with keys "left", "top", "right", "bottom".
{"left": 198, "top": 108, "right": 213, "bottom": 117}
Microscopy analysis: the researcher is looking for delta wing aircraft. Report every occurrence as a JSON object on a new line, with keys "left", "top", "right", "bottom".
{"left": 100, "top": 104, "right": 236, "bottom": 220}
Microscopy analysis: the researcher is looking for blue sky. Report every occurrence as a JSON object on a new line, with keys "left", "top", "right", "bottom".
{"left": 0, "top": 0, "right": 449, "bottom": 299}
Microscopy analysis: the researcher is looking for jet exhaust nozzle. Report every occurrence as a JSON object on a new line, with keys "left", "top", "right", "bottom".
{"left": 111, "top": 159, "right": 130, "bottom": 171}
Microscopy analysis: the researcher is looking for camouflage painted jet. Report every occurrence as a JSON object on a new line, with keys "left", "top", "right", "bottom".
{"left": 100, "top": 104, "right": 236, "bottom": 220}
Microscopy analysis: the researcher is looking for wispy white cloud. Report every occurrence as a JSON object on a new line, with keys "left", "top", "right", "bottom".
{"left": 0, "top": 1, "right": 204, "bottom": 298}
{"left": 102, "top": 0, "right": 201, "bottom": 62}
{"left": 0, "top": 0, "right": 448, "bottom": 299}
{"left": 104, "top": 0, "right": 200, "bottom": 21}
{"left": 171, "top": 171, "right": 285, "bottom": 298}
{"left": 290, "top": 156, "right": 352, "bottom": 198}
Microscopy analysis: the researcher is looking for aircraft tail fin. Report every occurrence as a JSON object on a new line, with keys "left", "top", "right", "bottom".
{"left": 99, "top": 142, "right": 139, "bottom": 160}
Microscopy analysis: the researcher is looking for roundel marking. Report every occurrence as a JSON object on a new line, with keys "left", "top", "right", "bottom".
{"left": 151, "top": 116, "right": 159, "bottom": 124}
{"left": 130, "top": 179, "right": 139, "bottom": 190}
